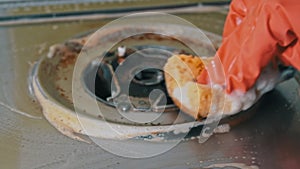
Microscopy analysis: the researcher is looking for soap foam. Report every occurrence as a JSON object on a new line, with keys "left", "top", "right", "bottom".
{"left": 226, "top": 65, "right": 280, "bottom": 115}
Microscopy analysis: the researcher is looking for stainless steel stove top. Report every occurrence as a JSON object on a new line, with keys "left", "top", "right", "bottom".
{"left": 1, "top": 1, "right": 299, "bottom": 168}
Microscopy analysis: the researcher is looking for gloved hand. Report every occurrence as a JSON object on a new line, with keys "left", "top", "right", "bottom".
{"left": 198, "top": 0, "right": 300, "bottom": 94}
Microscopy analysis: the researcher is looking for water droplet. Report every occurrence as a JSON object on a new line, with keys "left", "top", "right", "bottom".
{"left": 147, "top": 135, "right": 153, "bottom": 139}
{"left": 156, "top": 133, "right": 164, "bottom": 137}
{"left": 117, "top": 102, "right": 131, "bottom": 112}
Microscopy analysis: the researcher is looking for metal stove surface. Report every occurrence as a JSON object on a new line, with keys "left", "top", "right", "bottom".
{"left": 1, "top": 3, "right": 300, "bottom": 169}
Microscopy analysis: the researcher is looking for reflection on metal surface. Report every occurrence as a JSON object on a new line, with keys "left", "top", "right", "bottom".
{"left": 1, "top": 7, "right": 300, "bottom": 168}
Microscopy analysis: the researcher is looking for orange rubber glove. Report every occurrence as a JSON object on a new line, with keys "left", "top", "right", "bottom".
{"left": 198, "top": 0, "right": 300, "bottom": 93}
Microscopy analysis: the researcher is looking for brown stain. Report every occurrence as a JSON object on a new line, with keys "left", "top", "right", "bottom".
{"left": 55, "top": 86, "right": 65, "bottom": 93}
{"left": 59, "top": 52, "right": 76, "bottom": 68}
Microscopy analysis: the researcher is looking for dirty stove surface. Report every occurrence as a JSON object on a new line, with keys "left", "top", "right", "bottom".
{"left": 0, "top": 2, "right": 300, "bottom": 169}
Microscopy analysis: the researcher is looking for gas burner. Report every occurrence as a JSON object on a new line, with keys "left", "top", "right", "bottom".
{"left": 31, "top": 22, "right": 250, "bottom": 143}
{"left": 83, "top": 45, "right": 180, "bottom": 115}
